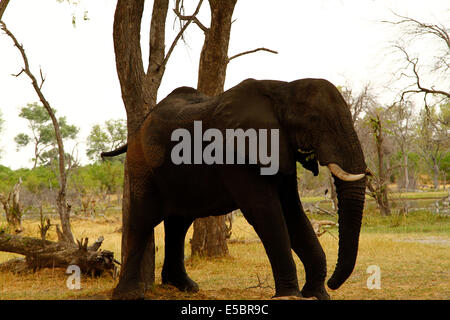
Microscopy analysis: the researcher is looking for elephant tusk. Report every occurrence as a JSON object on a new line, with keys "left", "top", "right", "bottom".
{"left": 327, "top": 163, "right": 365, "bottom": 182}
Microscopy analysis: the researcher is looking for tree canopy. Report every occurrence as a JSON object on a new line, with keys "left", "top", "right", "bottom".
{"left": 14, "top": 102, "right": 79, "bottom": 168}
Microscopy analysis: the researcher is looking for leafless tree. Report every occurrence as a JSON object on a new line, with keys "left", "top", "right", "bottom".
{"left": 384, "top": 12, "right": 449, "bottom": 108}
{"left": 414, "top": 106, "right": 449, "bottom": 190}
{"left": 388, "top": 101, "right": 415, "bottom": 191}
{"left": 1, "top": 21, "right": 75, "bottom": 244}
{"left": 340, "top": 83, "right": 376, "bottom": 124}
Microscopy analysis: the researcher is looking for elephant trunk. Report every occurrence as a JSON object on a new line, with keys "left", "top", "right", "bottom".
{"left": 327, "top": 177, "right": 366, "bottom": 290}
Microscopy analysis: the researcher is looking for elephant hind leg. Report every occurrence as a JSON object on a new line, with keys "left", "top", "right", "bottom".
{"left": 161, "top": 215, "right": 198, "bottom": 292}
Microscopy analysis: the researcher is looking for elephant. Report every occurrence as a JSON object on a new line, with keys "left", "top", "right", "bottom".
{"left": 103, "top": 78, "right": 369, "bottom": 300}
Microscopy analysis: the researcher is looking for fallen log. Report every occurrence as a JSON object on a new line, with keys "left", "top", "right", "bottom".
{"left": 310, "top": 219, "right": 338, "bottom": 237}
{"left": 0, "top": 231, "right": 118, "bottom": 276}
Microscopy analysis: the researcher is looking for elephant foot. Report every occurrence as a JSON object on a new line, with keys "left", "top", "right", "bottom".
{"left": 301, "top": 284, "right": 330, "bottom": 300}
{"left": 162, "top": 274, "right": 199, "bottom": 293}
{"left": 111, "top": 281, "right": 145, "bottom": 300}
{"left": 272, "top": 288, "right": 303, "bottom": 299}
{"left": 272, "top": 296, "right": 317, "bottom": 300}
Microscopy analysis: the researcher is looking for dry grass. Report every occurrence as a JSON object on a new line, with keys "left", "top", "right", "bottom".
{"left": 0, "top": 211, "right": 449, "bottom": 300}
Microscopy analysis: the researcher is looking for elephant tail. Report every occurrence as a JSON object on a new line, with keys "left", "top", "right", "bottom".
{"left": 101, "top": 143, "right": 128, "bottom": 159}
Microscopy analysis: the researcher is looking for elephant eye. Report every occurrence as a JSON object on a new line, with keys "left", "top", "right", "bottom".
{"left": 306, "top": 114, "right": 320, "bottom": 124}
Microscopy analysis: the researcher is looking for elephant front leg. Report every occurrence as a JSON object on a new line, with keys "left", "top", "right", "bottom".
{"left": 279, "top": 175, "right": 330, "bottom": 300}
{"left": 220, "top": 166, "right": 301, "bottom": 298}
{"left": 161, "top": 215, "right": 199, "bottom": 292}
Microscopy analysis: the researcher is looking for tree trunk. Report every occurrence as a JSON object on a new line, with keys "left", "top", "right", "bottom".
{"left": 190, "top": 0, "right": 237, "bottom": 258}
{"left": 0, "top": 0, "right": 10, "bottom": 20}
{"left": 113, "top": 0, "right": 170, "bottom": 290}
{"left": 372, "top": 114, "right": 391, "bottom": 216}
{"left": 442, "top": 171, "right": 447, "bottom": 191}
{"left": 0, "top": 179, "right": 23, "bottom": 234}
{"left": 328, "top": 173, "right": 338, "bottom": 211}
{"left": 403, "top": 152, "right": 409, "bottom": 191}
{"left": 432, "top": 163, "right": 440, "bottom": 190}
{"left": 191, "top": 216, "right": 229, "bottom": 257}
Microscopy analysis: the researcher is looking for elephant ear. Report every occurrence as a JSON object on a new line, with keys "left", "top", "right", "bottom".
{"left": 263, "top": 80, "right": 322, "bottom": 175}
{"left": 210, "top": 79, "right": 296, "bottom": 175}
{"left": 296, "top": 151, "right": 319, "bottom": 176}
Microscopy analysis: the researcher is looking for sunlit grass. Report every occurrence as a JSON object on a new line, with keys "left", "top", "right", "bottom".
{"left": 302, "top": 190, "right": 448, "bottom": 203}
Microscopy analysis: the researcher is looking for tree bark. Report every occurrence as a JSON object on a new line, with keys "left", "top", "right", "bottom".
{"left": 191, "top": 0, "right": 237, "bottom": 258}
{"left": 113, "top": 0, "right": 155, "bottom": 289}
{"left": 0, "top": 0, "right": 10, "bottom": 20}
{"left": 196, "top": 0, "right": 237, "bottom": 95}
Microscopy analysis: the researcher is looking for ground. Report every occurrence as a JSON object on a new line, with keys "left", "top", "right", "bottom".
{"left": 0, "top": 195, "right": 449, "bottom": 300}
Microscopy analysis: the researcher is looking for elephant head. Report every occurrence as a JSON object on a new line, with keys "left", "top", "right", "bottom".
{"left": 269, "top": 78, "right": 368, "bottom": 290}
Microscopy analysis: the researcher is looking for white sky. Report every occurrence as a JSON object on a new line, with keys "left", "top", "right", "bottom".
{"left": 0, "top": 0, "right": 448, "bottom": 169}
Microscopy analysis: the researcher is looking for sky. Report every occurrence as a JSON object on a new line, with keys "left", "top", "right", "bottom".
{"left": 0, "top": 0, "right": 448, "bottom": 169}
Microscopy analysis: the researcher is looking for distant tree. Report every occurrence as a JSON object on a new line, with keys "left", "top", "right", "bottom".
{"left": 365, "top": 107, "right": 393, "bottom": 216}
{"left": 339, "top": 83, "right": 376, "bottom": 124}
{"left": 14, "top": 102, "right": 79, "bottom": 169}
{"left": 387, "top": 101, "right": 415, "bottom": 190}
{"left": 336, "top": 83, "right": 376, "bottom": 209}
{"left": 86, "top": 119, "right": 127, "bottom": 162}
{"left": 414, "top": 104, "right": 449, "bottom": 190}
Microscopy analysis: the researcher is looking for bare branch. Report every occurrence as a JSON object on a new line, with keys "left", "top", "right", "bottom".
{"left": 384, "top": 11, "right": 449, "bottom": 104}
{"left": 173, "top": 0, "right": 208, "bottom": 34}
{"left": 245, "top": 273, "right": 273, "bottom": 290}
{"left": 395, "top": 44, "right": 450, "bottom": 99}
{"left": 12, "top": 69, "right": 24, "bottom": 77}
{"left": 39, "top": 67, "right": 46, "bottom": 90}
{"left": 228, "top": 47, "right": 278, "bottom": 63}
{"left": 383, "top": 11, "right": 450, "bottom": 49}
{"left": 162, "top": 0, "right": 204, "bottom": 69}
